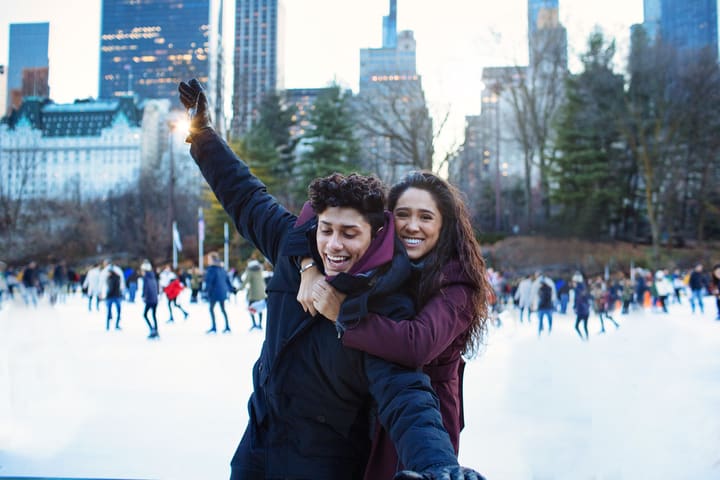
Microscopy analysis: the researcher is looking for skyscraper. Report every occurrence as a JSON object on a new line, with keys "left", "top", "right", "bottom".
{"left": 655, "top": 0, "right": 718, "bottom": 58}
{"left": 527, "top": 0, "right": 567, "bottom": 69}
{"left": 99, "top": 0, "right": 210, "bottom": 102}
{"left": 230, "top": 0, "right": 284, "bottom": 138}
{"left": 6, "top": 22, "right": 49, "bottom": 115}
{"left": 358, "top": 0, "right": 432, "bottom": 183}
{"left": 528, "top": 0, "right": 559, "bottom": 37}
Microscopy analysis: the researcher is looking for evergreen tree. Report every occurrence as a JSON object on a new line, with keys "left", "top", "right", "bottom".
{"left": 296, "top": 85, "right": 362, "bottom": 198}
{"left": 551, "top": 31, "right": 628, "bottom": 237}
{"left": 243, "top": 92, "right": 301, "bottom": 210}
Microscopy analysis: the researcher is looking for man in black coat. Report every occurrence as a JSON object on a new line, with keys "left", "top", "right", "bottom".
{"left": 179, "top": 79, "right": 484, "bottom": 480}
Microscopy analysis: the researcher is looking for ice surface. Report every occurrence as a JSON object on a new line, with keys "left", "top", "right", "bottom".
{"left": 1, "top": 291, "right": 719, "bottom": 479}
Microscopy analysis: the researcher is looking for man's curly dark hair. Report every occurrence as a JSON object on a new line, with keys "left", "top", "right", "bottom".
{"left": 308, "top": 173, "right": 387, "bottom": 235}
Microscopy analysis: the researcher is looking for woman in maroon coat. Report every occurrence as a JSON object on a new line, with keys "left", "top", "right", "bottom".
{"left": 300, "top": 171, "right": 492, "bottom": 480}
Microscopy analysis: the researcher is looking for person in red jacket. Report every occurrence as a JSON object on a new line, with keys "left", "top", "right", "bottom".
{"left": 163, "top": 269, "right": 189, "bottom": 322}
{"left": 299, "top": 171, "right": 492, "bottom": 480}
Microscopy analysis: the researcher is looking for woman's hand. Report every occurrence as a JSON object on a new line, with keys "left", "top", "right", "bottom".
{"left": 312, "top": 279, "right": 346, "bottom": 322}
{"left": 297, "top": 258, "right": 323, "bottom": 316}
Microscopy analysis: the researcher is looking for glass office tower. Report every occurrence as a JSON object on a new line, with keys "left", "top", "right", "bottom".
{"left": 99, "top": 0, "right": 210, "bottom": 102}
{"left": 659, "top": 0, "right": 718, "bottom": 57}
{"left": 230, "top": 0, "right": 283, "bottom": 138}
{"left": 6, "top": 22, "right": 49, "bottom": 114}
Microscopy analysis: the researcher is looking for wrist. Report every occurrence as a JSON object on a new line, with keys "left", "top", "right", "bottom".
{"left": 299, "top": 261, "right": 317, "bottom": 274}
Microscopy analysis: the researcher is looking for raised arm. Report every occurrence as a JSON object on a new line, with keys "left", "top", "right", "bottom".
{"left": 179, "top": 79, "right": 296, "bottom": 264}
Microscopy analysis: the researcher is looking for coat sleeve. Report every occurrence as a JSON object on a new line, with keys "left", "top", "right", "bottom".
{"left": 341, "top": 284, "right": 473, "bottom": 368}
{"left": 364, "top": 354, "right": 458, "bottom": 472}
{"left": 190, "top": 129, "right": 297, "bottom": 265}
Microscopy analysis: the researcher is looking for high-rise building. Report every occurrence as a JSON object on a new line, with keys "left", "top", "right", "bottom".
{"left": 99, "top": 0, "right": 211, "bottom": 103}
{"left": 6, "top": 22, "right": 49, "bottom": 115}
{"left": 0, "top": 96, "right": 198, "bottom": 202}
{"left": 643, "top": 0, "right": 662, "bottom": 40}
{"left": 230, "top": 0, "right": 285, "bottom": 138}
{"left": 528, "top": 0, "right": 559, "bottom": 37}
{"left": 655, "top": 0, "right": 718, "bottom": 58}
{"left": 527, "top": 0, "right": 567, "bottom": 70}
{"left": 358, "top": 0, "right": 432, "bottom": 184}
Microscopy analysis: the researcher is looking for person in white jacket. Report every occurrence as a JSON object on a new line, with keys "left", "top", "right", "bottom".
{"left": 654, "top": 269, "right": 674, "bottom": 313}
{"left": 82, "top": 263, "right": 103, "bottom": 312}
{"left": 514, "top": 273, "right": 535, "bottom": 323}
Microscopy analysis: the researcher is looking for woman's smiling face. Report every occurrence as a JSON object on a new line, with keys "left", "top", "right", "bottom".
{"left": 392, "top": 187, "right": 442, "bottom": 261}
{"left": 316, "top": 206, "right": 373, "bottom": 276}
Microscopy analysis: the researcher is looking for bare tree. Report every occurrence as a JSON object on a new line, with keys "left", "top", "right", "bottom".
{"left": 354, "top": 79, "right": 436, "bottom": 184}
{"left": 491, "top": 26, "right": 569, "bottom": 229}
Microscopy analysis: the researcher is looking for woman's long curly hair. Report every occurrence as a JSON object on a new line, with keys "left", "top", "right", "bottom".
{"left": 388, "top": 171, "right": 491, "bottom": 357}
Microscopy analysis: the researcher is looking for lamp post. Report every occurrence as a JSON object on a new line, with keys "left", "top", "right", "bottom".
{"left": 491, "top": 81, "right": 503, "bottom": 232}
{"left": 167, "top": 121, "right": 176, "bottom": 264}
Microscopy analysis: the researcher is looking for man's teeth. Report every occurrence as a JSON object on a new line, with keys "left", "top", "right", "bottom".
{"left": 404, "top": 238, "right": 422, "bottom": 246}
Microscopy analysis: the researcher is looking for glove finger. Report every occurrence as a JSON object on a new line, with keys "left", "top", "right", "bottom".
{"left": 188, "top": 78, "right": 203, "bottom": 91}
{"left": 197, "top": 91, "right": 209, "bottom": 112}
{"left": 178, "top": 82, "right": 196, "bottom": 98}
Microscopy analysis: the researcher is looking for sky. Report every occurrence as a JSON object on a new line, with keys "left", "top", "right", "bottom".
{"left": 0, "top": 0, "right": 644, "bottom": 156}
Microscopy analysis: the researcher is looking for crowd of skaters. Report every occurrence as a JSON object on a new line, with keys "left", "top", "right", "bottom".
{"left": 0, "top": 253, "right": 272, "bottom": 340}
{"left": 2, "top": 257, "right": 718, "bottom": 341}
{"left": 486, "top": 262, "right": 720, "bottom": 340}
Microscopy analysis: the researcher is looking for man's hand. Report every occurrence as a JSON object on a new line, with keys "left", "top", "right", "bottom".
{"left": 311, "top": 279, "right": 346, "bottom": 322}
{"left": 297, "top": 258, "right": 322, "bottom": 316}
{"left": 393, "top": 465, "right": 486, "bottom": 480}
{"left": 177, "top": 78, "right": 212, "bottom": 140}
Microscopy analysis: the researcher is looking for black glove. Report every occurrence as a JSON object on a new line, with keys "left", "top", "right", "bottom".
{"left": 393, "top": 465, "right": 486, "bottom": 480}
{"left": 177, "top": 78, "right": 212, "bottom": 141}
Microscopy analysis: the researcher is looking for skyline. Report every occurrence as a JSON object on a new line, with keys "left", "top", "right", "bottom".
{"left": 0, "top": 0, "right": 644, "bottom": 157}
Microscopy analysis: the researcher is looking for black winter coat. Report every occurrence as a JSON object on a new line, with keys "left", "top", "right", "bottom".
{"left": 189, "top": 129, "right": 458, "bottom": 480}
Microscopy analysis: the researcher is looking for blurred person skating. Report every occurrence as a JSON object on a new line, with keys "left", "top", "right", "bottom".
{"left": 688, "top": 264, "right": 708, "bottom": 314}
{"left": 189, "top": 266, "right": 202, "bottom": 303}
{"left": 102, "top": 260, "right": 126, "bottom": 331}
{"left": 141, "top": 260, "right": 160, "bottom": 339}
{"left": 51, "top": 260, "right": 68, "bottom": 305}
{"left": 21, "top": 261, "right": 40, "bottom": 307}
{"left": 0, "top": 261, "right": 7, "bottom": 309}
{"left": 163, "top": 270, "right": 189, "bottom": 323}
{"left": 82, "top": 263, "right": 103, "bottom": 312}
{"left": 710, "top": 264, "right": 720, "bottom": 320}
{"left": 573, "top": 282, "right": 591, "bottom": 341}
{"left": 178, "top": 78, "right": 484, "bottom": 480}
{"left": 620, "top": 273, "right": 634, "bottom": 314}
{"left": 20, "top": 261, "right": 40, "bottom": 307}
{"left": 654, "top": 270, "right": 673, "bottom": 313}
{"left": 671, "top": 269, "right": 685, "bottom": 304}
{"left": 204, "top": 252, "right": 232, "bottom": 334}
{"left": 125, "top": 266, "right": 139, "bottom": 303}
{"left": 532, "top": 272, "right": 556, "bottom": 336}
{"left": 241, "top": 258, "right": 267, "bottom": 330}
{"left": 514, "top": 273, "right": 534, "bottom": 323}
{"left": 591, "top": 277, "right": 619, "bottom": 333}
{"left": 557, "top": 277, "right": 571, "bottom": 314}
{"left": 296, "top": 171, "right": 492, "bottom": 480}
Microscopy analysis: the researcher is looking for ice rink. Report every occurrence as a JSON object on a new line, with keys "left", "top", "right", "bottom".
{"left": 1, "top": 290, "right": 719, "bottom": 479}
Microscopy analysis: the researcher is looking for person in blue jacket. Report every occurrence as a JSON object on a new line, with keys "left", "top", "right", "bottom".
{"left": 204, "top": 251, "right": 233, "bottom": 333}
{"left": 178, "top": 79, "right": 484, "bottom": 480}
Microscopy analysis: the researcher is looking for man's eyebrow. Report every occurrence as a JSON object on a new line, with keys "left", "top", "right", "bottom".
{"left": 318, "top": 219, "right": 363, "bottom": 229}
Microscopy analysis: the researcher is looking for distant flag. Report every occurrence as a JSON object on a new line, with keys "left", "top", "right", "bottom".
{"left": 173, "top": 222, "right": 183, "bottom": 252}
{"left": 198, "top": 209, "right": 205, "bottom": 243}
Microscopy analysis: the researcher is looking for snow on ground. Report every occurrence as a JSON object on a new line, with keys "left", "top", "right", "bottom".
{"left": 0, "top": 291, "right": 719, "bottom": 479}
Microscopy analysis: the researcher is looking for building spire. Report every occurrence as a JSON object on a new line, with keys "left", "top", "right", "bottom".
{"left": 382, "top": 0, "right": 397, "bottom": 48}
